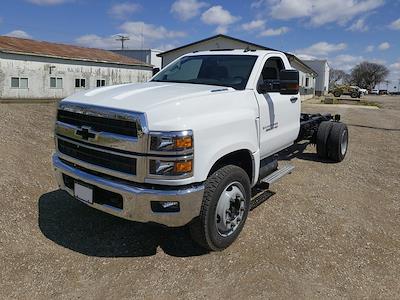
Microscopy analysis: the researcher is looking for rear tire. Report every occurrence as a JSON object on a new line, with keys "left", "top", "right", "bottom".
{"left": 327, "top": 122, "right": 348, "bottom": 162}
{"left": 351, "top": 92, "right": 358, "bottom": 98}
{"left": 316, "top": 121, "right": 334, "bottom": 159}
{"left": 334, "top": 91, "right": 341, "bottom": 97}
{"left": 189, "top": 165, "right": 251, "bottom": 251}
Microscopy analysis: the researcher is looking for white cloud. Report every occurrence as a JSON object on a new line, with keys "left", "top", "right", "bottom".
{"left": 120, "top": 21, "right": 186, "bottom": 40}
{"left": 390, "top": 61, "right": 400, "bottom": 70}
{"left": 378, "top": 42, "right": 390, "bottom": 50}
{"left": 26, "top": 0, "right": 70, "bottom": 4}
{"left": 330, "top": 54, "right": 364, "bottom": 71}
{"left": 389, "top": 18, "right": 400, "bottom": 30}
{"left": 296, "top": 42, "right": 347, "bottom": 57}
{"left": 201, "top": 5, "right": 240, "bottom": 34}
{"left": 241, "top": 20, "right": 265, "bottom": 31}
{"left": 109, "top": 2, "right": 141, "bottom": 19}
{"left": 347, "top": 18, "right": 368, "bottom": 32}
{"left": 215, "top": 26, "right": 228, "bottom": 34}
{"left": 171, "top": 0, "right": 208, "bottom": 21}
{"left": 75, "top": 35, "right": 118, "bottom": 49}
{"left": 365, "top": 45, "right": 374, "bottom": 52}
{"left": 5, "top": 30, "right": 32, "bottom": 39}
{"left": 254, "top": 0, "right": 384, "bottom": 26}
{"left": 75, "top": 22, "right": 186, "bottom": 49}
{"left": 260, "top": 26, "right": 289, "bottom": 36}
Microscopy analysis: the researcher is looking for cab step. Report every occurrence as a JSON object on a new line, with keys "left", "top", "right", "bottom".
{"left": 260, "top": 164, "right": 295, "bottom": 185}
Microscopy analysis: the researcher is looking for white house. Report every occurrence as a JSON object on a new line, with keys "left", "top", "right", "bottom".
{"left": 303, "top": 60, "right": 330, "bottom": 96}
{"left": 111, "top": 49, "right": 163, "bottom": 69}
{"left": 157, "top": 34, "right": 317, "bottom": 101}
{"left": 0, "top": 36, "right": 153, "bottom": 100}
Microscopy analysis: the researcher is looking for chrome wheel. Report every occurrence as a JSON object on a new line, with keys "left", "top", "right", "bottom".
{"left": 215, "top": 181, "right": 246, "bottom": 237}
{"left": 341, "top": 129, "right": 348, "bottom": 156}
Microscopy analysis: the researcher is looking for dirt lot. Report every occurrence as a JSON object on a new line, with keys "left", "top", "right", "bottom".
{"left": 0, "top": 95, "right": 399, "bottom": 299}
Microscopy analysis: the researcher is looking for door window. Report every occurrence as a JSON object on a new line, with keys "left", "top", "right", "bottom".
{"left": 259, "top": 57, "right": 285, "bottom": 93}
{"left": 260, "top": 57, "right": 285, "bottom": 81}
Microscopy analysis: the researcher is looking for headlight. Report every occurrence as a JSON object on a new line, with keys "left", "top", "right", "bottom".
{"left": 149, "top": 159, "right": 193, "bottom": 177}
{"left": 149, "top": 130, "right": 193, "bottom": 154}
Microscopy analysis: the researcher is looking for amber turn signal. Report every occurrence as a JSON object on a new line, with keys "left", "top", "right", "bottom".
{"left": 175, "top": 160, "right": 193, "bottom": 173}
{"left": 175, "top": 136, "right": 193, "bottom": 149}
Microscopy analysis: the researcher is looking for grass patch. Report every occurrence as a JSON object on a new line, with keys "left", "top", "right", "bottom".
{"left": 357, "top": 100, "right": 382, "bottom": 108}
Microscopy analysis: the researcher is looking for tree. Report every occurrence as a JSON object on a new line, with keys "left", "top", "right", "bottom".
{"left": 329, "top": 69, "right": 347, "bottom": 88}
{"left": 350, "top": 62, "right": 389, "bottom": 90}
{"left": 329, "top": 69, "right": 352, "bottom": 89}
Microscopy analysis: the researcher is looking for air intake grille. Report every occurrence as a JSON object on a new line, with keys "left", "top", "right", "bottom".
{"left": 58, "top": 139, "right": 136, "bottom": 175}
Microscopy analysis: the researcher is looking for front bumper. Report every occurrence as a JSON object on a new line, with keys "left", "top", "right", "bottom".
{"left": 53, "top": 155, "right": 204, "bottom": 227}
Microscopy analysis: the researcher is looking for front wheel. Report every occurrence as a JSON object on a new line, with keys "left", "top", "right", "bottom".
{"left": 189, "top": 165, "right": 251, "bottom": 251}
{"left": 350, "top": 92, "right": 358, "bottom": 98}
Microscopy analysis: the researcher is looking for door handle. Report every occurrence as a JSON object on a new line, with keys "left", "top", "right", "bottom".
{"left": 290, "top": 96, "right": 298, "bottom": 103}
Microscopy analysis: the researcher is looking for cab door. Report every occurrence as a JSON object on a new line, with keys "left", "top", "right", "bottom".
{"left": 254, "top": 55, "right": 300, "bottom": 159}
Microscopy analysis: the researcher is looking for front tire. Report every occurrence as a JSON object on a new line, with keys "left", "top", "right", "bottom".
{"left": 189, "top": 165, "right": 251, "bottom": 251}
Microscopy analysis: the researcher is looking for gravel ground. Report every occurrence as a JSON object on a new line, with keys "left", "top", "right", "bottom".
{"left": 0, "top": 95, "right": 399, "bottom": 299}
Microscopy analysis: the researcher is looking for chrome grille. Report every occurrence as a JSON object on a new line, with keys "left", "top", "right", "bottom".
{"left": 55, "top": 102, "right": 148, "bottom": 182}
{"left": 57, "top": 110, "right": 137, "bottom": 137}
{"left": 58, "top": 138, "right": 136, "bottom": 175}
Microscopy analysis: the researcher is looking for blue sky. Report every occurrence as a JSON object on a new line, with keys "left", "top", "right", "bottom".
{"left": 1, "top": 0, "right": 400, "bottom": 87}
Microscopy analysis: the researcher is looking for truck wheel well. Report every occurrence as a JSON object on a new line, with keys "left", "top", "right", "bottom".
{"left": 208, "top": 150, "right": 253, "bottom": 182}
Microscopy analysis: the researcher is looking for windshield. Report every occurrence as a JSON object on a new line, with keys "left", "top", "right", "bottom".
{"left": 152, "top": 55, "right": 258, "bottom": 90}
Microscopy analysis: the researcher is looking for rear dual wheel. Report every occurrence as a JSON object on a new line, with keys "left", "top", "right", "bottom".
{"left": 316, "top": 121, "right": 348, "bottom": 162}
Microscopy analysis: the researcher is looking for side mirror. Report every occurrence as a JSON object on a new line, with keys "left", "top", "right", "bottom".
{"left": 279, "top": 70, "right": 299, "bottom": 95}
{"left": 152, "top": 68, "right": 160, "bottom": 76}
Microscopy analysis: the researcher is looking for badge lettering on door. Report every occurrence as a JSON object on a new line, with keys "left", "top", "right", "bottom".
{"left": 262, "top": 122, "right": 278, "bottom": 132}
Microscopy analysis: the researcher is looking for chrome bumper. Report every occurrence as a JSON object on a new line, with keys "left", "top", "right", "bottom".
{"left": 52, "top": 155, "right": 204, "bottom": 227}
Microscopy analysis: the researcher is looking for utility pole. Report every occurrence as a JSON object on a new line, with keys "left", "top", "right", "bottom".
{"left": 115, "top": 35, "right": 130, "bottom": 50}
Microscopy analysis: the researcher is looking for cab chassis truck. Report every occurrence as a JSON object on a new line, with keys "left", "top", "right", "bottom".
{"left": 53, "top": 50, "right": 348, "bottom": 251}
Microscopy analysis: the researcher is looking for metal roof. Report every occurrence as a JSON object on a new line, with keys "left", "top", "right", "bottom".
{"left": 0, "top": 35, "right": 152, "bottom": 68}
{"left": 157, "top": 34, "right": 317, "bottom": 75}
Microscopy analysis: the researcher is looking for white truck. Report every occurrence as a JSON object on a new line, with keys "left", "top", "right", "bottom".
{"left": 53, "top": 50, "right": 349, "bottom": 251}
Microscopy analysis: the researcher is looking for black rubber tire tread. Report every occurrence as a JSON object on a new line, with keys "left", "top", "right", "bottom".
{"left": 334, "top": 91, "right": 341, "bottom": 97}
{"left": 316, "top": 121, "right": 334, "bottom": 159}
{"left": 351, "top": 92, "right": 358, "bottom": 98}
{"left": 327, "top": 122, "right": 348, "bottom": 162}
{"left": 189, "top": 165, "right": 251, "bottom": 251}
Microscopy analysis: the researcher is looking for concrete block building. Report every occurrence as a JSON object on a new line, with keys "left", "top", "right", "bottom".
{"left": 303, "top": 60, "right": 330, "bottom": 96}
{"left": 157, "top": 34, "right": 317, "bottom": 101}
{"left": 0, "top": 36, "right": 153, "bottom": 100}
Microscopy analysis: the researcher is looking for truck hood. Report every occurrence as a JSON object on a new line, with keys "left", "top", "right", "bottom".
{"left": 62, "top": 81, "right": 235, "bottom": 113}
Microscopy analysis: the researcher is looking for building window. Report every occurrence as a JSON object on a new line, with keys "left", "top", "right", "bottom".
{"left": 305, "top": 77, "right": 309, "bottom": 87}
{"left": 96, "top": 79, "right": 106, "bottom": 87}
{"left": 75, "top": 78, "right": 86, "bottom": 88}
{"left": 11, "top": 77, "right": 28, "bottom": 89}
{"left": 50, "top": 77, "right": 63, "bottom": 89}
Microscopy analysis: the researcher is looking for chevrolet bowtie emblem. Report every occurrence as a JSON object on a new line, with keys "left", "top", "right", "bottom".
{"left": 76, "top": 127, "right": 96, "bottom": 141}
